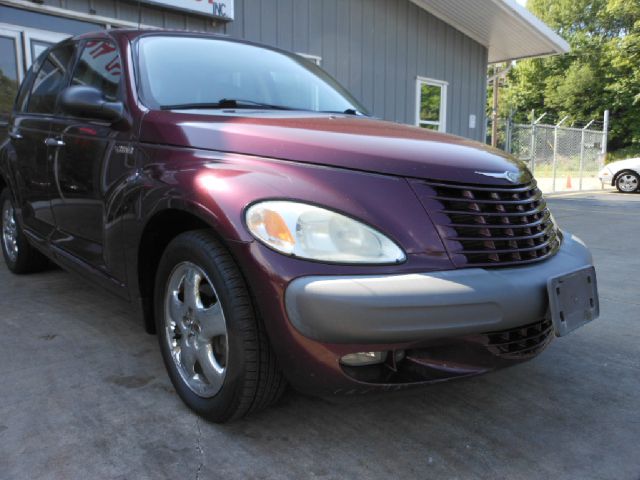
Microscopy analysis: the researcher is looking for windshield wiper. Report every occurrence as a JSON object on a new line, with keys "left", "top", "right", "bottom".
{"left": 319, "top": 108, "right": 368, "bottom": 116}
{"left": 160, "top": 98, "right": 294, "bottom": 111}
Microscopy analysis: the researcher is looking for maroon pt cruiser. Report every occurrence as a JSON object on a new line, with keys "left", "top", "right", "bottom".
{"left": 0, "top": 30, "right": 600, "bottom": 422}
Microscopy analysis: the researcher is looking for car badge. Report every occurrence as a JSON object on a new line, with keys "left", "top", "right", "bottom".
{"left": 474, "top": 170, "right": 522, "bottom": 184}
{"left": 114, "top": 144, "right": 135, "bottom": 155}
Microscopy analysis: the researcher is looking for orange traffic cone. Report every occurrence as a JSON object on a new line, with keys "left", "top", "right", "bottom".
{"left": 566, "top": 175, "right": 573, "bottom": 189}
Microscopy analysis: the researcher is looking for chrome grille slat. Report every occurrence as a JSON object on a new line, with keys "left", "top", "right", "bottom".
{"left": 417, "top": 179, "right": 561, "bottom": 267}
{"left": 459, "top": 248, "right": 559, "bottom": 268}
{"left": 422, "top": 180, "right": 539, "bottom": 193}
{"left": 445, "top": 212, "right": 551, "bottom": 229}
{"left": 452, "top": 238, "right": 553, "bottom": 255}
{"left": 433, "top": 191, "right": 544, "bottom": 205}
{"left": 441, "top": 203, "right": 546, "bottom": 217}
{"left": 447, "top": 224, "right": 555, "bottom": 242}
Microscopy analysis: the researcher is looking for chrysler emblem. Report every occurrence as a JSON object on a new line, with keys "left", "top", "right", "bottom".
{"left": 475, "top": 170, "right": 523, "bottom": 184}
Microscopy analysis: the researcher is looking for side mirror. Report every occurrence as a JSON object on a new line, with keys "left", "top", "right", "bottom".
{"left": 59, "top": 85, "right": 125, "bottom": 124}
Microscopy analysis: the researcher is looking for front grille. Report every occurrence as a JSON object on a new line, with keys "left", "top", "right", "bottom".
{"left": 415, "top": 179, "right": 561, "bottom": 267}
{"left": 485, "top": 318, "right": 554, "bottom": 359}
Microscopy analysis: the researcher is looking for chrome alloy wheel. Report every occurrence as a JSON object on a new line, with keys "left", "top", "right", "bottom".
{"left": 617, "top": 173, "right": 639, "bottom": 192}
{"left": 2, "top": 199, "right": 18, "bottom": 263}
{"left": 164, "top": 261, "right": 228, "bottom": 398}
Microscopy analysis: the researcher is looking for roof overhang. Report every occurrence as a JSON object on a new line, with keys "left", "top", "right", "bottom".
{"left": 410, "top": 0, "right": 570, "bottom": 63}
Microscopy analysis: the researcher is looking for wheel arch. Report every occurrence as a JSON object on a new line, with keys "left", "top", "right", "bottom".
{"left": 612, "top": 168, "right": 640, "bottom": 188}
{"left": 137, "top": 206, "right": 231, "bottom": 334}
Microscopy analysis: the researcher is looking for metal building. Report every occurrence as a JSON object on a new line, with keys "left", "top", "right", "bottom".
{"left": 0, "top": 0, "right": 567, "bottom": 141}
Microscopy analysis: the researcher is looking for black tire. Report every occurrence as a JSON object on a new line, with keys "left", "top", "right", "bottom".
{"left": 154, "top": 229, "right": 286, "bottom": 422}
{"left": 615, "top": 170, "right": 640, "bottom": 193}
{"left": 0, "top": 188, "right": 49, "bottom": 274}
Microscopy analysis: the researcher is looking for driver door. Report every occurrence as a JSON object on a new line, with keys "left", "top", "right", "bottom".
{"left": 48, "top": 38, "right": 129, "bottom": 280}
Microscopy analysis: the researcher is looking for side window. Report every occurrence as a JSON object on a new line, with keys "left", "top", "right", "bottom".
{"left": 27, "top": 43, "right": 75, "bottom": 114}
{"left": 71, "top": 40, "right": 121, "bottom": 102}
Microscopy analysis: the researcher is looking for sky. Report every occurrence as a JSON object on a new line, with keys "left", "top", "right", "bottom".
{"left": 516, "top": 0, "right": 527, "bottom": 6}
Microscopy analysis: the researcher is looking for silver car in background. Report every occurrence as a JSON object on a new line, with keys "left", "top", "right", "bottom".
{"left": 599, "top": 158, "right": 640, "bottom": 193}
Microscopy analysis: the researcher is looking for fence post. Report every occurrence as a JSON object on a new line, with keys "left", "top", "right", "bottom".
{"left": 529, "top": 110, "right": 536, "bottom": 174}
{"left": 552, "top": 116, "right": 569, "bottom": 193}
{"left": 579, "top": 119, "right": 595, "bottom": 191}
{"left": 530, "top": 111, "right": 546, "bottom": 176}
{"left": 601, "top": 110, "right": 609, "bottom": 166}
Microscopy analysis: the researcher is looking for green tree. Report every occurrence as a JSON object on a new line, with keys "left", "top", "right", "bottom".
{"left": 497, "top": 0, "right": 640, "bottom": 153}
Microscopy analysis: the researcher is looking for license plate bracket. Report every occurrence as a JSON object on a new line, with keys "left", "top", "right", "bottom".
{"left": 547, "top": 266, "right": 599, "bottom": 337}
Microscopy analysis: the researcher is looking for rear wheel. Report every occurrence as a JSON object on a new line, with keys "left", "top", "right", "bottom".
{"left": 615, "top": 170, "right": 639, "bottom": 193}
{"left": 154, "top": 230, "right": 286, "bottom": 422}
{"left": 1, "top": 188, "right": 49, "bottom": 274}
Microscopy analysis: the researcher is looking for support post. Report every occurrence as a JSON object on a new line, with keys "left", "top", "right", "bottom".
{"left": 552, "top": 116, "right": 569, "bottom": 193}
{"left": 491, "top": 78, "right": 499, "bottom": 147}
{"left": 601, "top": 110, "right": 609, "bottom": 167}
{"left": 529, "top": 110, "right": 536, "bottom": 173}
{"left": 579, "top": 119, "right": 595, "bottom": 191}
{"left": 530, "top": 111, "right": 546, "bottom": 177}
{"left": 579, "top": 129, "right": 585, "bottom": 191}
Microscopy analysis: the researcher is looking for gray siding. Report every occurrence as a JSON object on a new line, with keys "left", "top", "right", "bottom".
{"left": 225, "top": 0, "right": 488, "bottom": 141}
{"left": 6, "top": 0, "right": 488, "bottom": 140}
{"left": 36, "top": 0, "right": 226, "bottom": 32}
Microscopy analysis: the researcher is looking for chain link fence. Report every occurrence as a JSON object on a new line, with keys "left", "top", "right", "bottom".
{"left": 489, "top": 115, "right": 609, "bottom": 194}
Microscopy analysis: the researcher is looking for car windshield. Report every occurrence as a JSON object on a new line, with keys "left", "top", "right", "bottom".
{"left": 136, "top": 35, "right": 368, "bottom": 115}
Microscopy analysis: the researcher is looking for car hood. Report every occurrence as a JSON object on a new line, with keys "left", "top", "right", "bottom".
{"left": 140, "top": 110, "right": 529, "bottom": 185}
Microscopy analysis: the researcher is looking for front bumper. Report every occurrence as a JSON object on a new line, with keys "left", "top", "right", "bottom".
{"left": 285, "top": 233, "right": 594, "bottom": 344}
{"left": 599, "top": 168, "right": 613, "bottom": 185}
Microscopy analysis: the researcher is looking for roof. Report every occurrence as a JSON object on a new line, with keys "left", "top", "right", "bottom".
{"left": 411, "top": 0, "right": 570, "bottom": 63}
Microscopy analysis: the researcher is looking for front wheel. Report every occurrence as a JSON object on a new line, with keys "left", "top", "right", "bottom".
{"left": 615, "top": 170, "right": 639, "bottom": 193}
{"left": 1, "top": 188, "right": 49, "bottom": 273}
{"left": 154, "top": 230, "right": 286, "bottom": 422}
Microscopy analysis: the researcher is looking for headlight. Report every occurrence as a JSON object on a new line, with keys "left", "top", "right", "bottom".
{"left": 245, "top": 201, "right": 406, "bottom": 264}
{"left": 598, "top": 166, "right": 612, "bottom": 177}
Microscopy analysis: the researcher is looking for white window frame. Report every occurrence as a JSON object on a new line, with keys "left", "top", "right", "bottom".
{"left": 22, "top": 28, "right": 71, "bottom": 69}
{"left": 415, "top": 76, "right": 448, "bottom": 133}
{"left": 0, "top": 26, "right": 24, "bottom": 84}
{"left": 0, "top": 22, "right": 71, "bottom": 74}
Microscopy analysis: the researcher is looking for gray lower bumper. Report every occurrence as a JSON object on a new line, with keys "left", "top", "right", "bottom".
{"left": 285, "top": 233, "right": 594, "bottom": 344}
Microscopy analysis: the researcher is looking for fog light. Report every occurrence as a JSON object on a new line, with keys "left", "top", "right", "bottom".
{"left": 340, "top": 351, "right": 387, "bottom": 366}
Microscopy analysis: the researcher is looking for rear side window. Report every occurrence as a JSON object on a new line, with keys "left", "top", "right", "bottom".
{"left": 71, "top": 40, "right": 121, "bottom": 102}
{"left": 27, "top": 43, "right": 75, "bottom": 114}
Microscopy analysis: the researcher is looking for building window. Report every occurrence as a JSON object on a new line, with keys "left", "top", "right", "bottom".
{"left": 296, "top": 53, "right": 322, "bottom": 66}
{"left": 416, "top": 77, "right": 447, "bottom": 132}
{"left": 0, "top": 28, "right": 22, "bottom": 124}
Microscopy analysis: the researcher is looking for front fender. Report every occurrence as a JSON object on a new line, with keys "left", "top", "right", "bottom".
{"left": 122, "top": 144, "right": 453, "bottom": 333}
{"left": 127, "top": 143, "right": 451, "bottom": 261}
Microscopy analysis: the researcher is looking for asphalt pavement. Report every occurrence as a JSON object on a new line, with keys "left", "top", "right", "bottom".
{"left": 0, "top": 190, "right": 638, "bottom": 480}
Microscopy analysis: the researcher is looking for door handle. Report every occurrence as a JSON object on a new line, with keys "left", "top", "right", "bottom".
{"left": 44, "top": 138, "right": 65, "bottom": 147}
{"left": 9, "top": 131, "right": 23, "bottom": 140}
